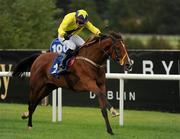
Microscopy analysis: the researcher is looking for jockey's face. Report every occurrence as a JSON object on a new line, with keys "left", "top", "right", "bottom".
{"left": 76, "top": 17, "right": 87, "bottom": 27}
{"left": 76, "top": 20, "right": 85, "bottom": 27}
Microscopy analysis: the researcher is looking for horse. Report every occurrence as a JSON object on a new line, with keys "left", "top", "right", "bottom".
{"left": 12, "top": 31, "right": 133, "bottom": 135}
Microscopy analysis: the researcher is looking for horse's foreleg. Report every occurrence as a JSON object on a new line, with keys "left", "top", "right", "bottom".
{"left": 84, "top": 81, "right": 114, "bottom": 134}
{"left": 98, "top": 85, "right": 119, "bottom": 117}
{"left": 101, "top": 94, "right": 119, "bottom": 117}
{"left": 98, "top": 94, "right": 114, "bottom": 135}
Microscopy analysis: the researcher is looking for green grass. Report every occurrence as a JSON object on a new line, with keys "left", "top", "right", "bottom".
{"left": 1, "top": 103, "right": 180, "bottom": 139}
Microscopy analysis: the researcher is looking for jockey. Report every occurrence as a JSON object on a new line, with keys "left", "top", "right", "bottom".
{"left": 57, "top": 9, "right": 103, "bottom": 73}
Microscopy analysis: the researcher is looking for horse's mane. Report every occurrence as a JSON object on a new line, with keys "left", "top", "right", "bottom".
{"left": 109, "top": 31, "right": 123, "bottom": 39}
{"left": 85, "top": 36, "right": 101, "bottom": 44}
{"left": 85, "top": 31, "right": 123, "bottom": 45}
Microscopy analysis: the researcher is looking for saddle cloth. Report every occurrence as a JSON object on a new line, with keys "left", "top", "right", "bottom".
{"left": 49, "top": 38, "right": 75, "bottom": 76}
{"left": 49, "top": 38, "right": 68, "bottom": 54}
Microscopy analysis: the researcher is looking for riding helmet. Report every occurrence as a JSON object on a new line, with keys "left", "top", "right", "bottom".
{"left": 75, "top": 9, "right": 88, "bottom": 24}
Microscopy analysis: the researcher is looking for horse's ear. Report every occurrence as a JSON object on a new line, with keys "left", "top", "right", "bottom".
{"left": 108, "top": 30, "right": 114, "bottom": 35}
{"left": 99, "top": 33, "right": 108, "bottom": 39}
{"left": 118, "top": 32, "right": 122, "bottom": 36}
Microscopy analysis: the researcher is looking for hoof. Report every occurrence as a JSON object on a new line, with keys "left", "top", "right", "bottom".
{"left": 107, "top": 130, "right": 114, "bottom": 135}
{"left": 21, "top": 112, "right": 29, "bottom": 119}
{"left": 28, "top": 126, "right": 32, "bottom": 130}
{"left": 110, "top": 107, "right": 119, "bottom": 117}
{"left": 112, "top": 112, "right": 120, "bottom": 117}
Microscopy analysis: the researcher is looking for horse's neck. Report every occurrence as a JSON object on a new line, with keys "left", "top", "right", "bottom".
{"left": 78, "top": 38, "right": 112, "bottom": 65}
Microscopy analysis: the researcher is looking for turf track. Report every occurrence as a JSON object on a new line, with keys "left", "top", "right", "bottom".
{"left": 0, "top": 103, "right": 180, "bottom": 139}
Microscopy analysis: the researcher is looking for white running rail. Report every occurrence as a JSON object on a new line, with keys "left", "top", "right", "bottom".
{"left": 105, "top": 73, "right": 180, "bottom": 126}
{"left": 0, "top": 71, "right": 62, "bottom": 122}
{"left": 50, "top": 73, "right": 180, "bottom": 126}
{"left": 1, "top": 71, "right": 180, "bottom": 126}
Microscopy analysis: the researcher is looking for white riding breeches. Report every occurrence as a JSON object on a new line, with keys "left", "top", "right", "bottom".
{"left": 58, "top": 35, "right": 85, "bottom": 51}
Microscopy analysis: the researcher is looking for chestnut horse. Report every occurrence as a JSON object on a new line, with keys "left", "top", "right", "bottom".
{"left": 13, "top": 32, "right": 133, "bottom": 135}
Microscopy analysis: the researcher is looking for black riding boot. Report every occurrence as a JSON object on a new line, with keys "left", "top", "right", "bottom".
{"left": 58, "top": 49, "right": 74, "bottom": 72}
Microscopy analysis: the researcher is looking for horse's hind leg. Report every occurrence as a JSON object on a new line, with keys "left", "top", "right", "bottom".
{"left": 27, "top": 84, "right": 56, "bottom": 128}
{"left": 27, "top": 85, "right": 48, "bottom": 128}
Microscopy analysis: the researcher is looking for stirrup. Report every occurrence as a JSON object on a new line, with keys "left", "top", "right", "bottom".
{"left": 58, "top": 66, "right": 66, "bottom": 73}
{"left": 58, "top": 68, "right": 65, "bottom": 73}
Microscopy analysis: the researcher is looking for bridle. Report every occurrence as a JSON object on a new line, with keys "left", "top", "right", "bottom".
{"left": 98, "top": 35, "right": 126, "bottom": 65}
{"left": 98, "top": 35, "right": 133, "bottom": 71}
{"left": 76, "top": 35, "right": 131, "bottom": 69}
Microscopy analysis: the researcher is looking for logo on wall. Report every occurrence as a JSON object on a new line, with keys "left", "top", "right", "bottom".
{"left": 0, "top": 64, "right": 12, "bottom": 100}
{"left": 90, "top": 91, "right": 136, "bottom": 101}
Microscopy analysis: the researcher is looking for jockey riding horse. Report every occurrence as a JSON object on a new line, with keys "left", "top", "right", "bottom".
{"left": 50, "top": 9, "right": 106, "bottom": 76}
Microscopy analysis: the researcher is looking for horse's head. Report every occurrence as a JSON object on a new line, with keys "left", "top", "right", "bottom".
{"left": 105, "top": 32, "right": 133, "bottom": 72}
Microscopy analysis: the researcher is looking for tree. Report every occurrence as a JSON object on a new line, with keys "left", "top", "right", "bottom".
{"left": 0, "top": 0, "right": 61, "bottom": 49}
{"left": 154, "top": 0, "right": 180, "bottom": 34}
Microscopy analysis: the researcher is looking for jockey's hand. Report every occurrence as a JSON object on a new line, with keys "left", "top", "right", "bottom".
{"left": 64, "top": 34, "right": 70, "bottom": 40}
{"left": 99, "top": 33, "right": 107, "bottom": 38}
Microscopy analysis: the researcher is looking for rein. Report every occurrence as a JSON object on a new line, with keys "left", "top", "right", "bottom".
{"left": 75, "top": 35, "right": 123, "bottom": 68}
{"left": 74, "top": 38, "right": 106, "bottom": 69}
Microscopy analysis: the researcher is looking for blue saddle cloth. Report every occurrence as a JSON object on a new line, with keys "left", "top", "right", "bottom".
{"left": 49, "top": 54, "right": 65, "bottom": 76}
{"left": 49, "top": 38, "right": 67, "bottom": 76}
{"left": 49, "top": 38, "right": 68, "bottom": 54}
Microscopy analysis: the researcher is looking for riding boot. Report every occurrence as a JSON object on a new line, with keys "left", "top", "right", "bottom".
{"left": 58, "top": 49, "right": 74, "bottom": 73}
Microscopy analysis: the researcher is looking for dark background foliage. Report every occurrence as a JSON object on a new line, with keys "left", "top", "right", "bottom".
{"left": 0, "top": 0, "right": 180, "bottom": 49}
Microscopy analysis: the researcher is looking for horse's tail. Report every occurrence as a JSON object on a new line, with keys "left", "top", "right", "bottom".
{"left": 12, "top": 53, "right": 40, "bottom": 77}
